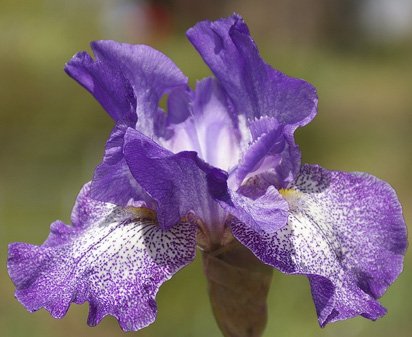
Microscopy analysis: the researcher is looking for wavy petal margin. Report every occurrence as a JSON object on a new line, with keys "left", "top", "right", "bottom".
{"left": 8, "top": 183, "right": 196, "bottom": 331}
{"left": 232, "top": 164, "right": 407, "bottom": 326}
{"left": 187, "top": 14, "right": 317, "bottom": 129}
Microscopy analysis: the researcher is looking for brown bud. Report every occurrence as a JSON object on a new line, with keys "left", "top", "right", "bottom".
{"left": 202, "top": 240, "right": 273, "bottom": 337}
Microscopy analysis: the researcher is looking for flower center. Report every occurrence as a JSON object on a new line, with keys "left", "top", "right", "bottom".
{"left": 279, "top": 188, "right": 303, "bottom": 211}
{"left": 162, "top": 114, "right": 242, "bottom": 172}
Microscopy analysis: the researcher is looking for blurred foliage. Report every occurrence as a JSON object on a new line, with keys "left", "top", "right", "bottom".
{"left": 0, "top": 1, "right": 411, "bottom": 337}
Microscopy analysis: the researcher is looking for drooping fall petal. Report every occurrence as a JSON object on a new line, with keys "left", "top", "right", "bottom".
{"left": 8, "top": 183, "right": 196, "bottom": 331}
{"left": 232, "top": 164, "right": 407, "bottom": 326}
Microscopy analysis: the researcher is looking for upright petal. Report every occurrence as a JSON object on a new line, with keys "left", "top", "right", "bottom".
{"left": 91, "top": 41, "right": 188, "bottom": 135}
{"left": 187, "top": 14, "right": 317, "bottom": 184}
{"left": 8, "top": 184, "right": 196, "bottom": 332}
{"left": 65, "top": 40, "right": 188, "bottom": 134}
{"left": 232, "top": 164, "right": 407, "bottom": 326}
{"left": 65, "top": 51, "right": 137, "bottom": 125}
{"left": 187, "top": 14, "right": 318, "bottom": 129}
{"left": 163, "top": 78, "right": 242, "bottom": 171}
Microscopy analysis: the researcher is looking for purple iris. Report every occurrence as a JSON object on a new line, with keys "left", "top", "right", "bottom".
{"left": 8, "top": 14, "right": 407, "bottom": 332}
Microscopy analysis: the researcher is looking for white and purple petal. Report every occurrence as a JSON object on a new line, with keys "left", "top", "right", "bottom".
{"left": 232, "top": 164, "right": 407, "bottom": 326}
{"left": 8, "top": 183, "right": 197, "bottom": 331}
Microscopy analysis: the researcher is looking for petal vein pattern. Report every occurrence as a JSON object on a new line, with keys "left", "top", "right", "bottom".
{"left": 187, "top": 15, "right": 317, "bottom": 186}
{"left": 232, "top": 164, "right": 407, "bottom": 326}
{"left": 187, "top": 14, "right": 318, "bottom": 129}
{"left": 8, "top": 184, "right": 197, "bottom": 331}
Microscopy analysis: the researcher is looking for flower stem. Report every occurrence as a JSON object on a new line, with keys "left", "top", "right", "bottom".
{"left": 202, "top": 240, "right": 273, "bottom": 337}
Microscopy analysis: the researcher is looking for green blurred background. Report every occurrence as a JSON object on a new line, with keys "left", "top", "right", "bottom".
{"left": 1, "top": 0, "right": 411, "bottom": 336}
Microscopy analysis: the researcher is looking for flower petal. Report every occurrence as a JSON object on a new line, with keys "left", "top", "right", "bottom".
{"left": 187, "top": 15, "right": 316, "bottom": 184}
{"left": 232, "top": 164, "right": 407, "bottom": 326}
{"left": 125, "top": 127, "right": 289, "bottom": 241}
{"left": 65, "top": 51, "right": 137, "bottom": 125}
{"left": 230, "top": 117, "right": 301, "bottom": 189}
{"left": 71, "top": 182, "right": 115, "bottom": 228}
{"left": 123, "top": 127, "right": 228, "bottom": 231}
{"left": 90, "top": 125, "right": 152, "bottom": 206}
{"left": 91, "top": 41, "right": 187, "bottom": 135}
{"left": 163, "top": 78, "right": 241, "bottom": 171}
{"left": 220, "top": 186, "right": 289, "bottom": 234}
{"left": 187, "top": 14, "right": 318, "bottom": 129}
{"left": 66, "top": 40, "right": 188, "bottom": 134}
{"left": 8, "top": 184, "right": 196, "bottom": 332}
{"left": 234, "top": 123, "right": 283, "bottom": 184}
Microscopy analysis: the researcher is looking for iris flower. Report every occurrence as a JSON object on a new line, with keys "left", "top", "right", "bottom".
{"left": 8, "top": 14, "right": 407, "bottom": 333}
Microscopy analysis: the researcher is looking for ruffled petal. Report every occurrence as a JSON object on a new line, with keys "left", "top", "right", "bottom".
{"left": 90, "top": 125, "right": 152, "bottom": 206}
{"left": 187, "top": 14, "right": 318, "bottom": 129}
{"left": 65, "top": 40, "right": 188, "bottom": 134}
{"left": 232, "top": 164, "right": 407, "bottom": 326}
{"left": 124, "top": 127, "right": 227, "bottom": 231}
{"left": 8, "top": 183, "right": 196, "bottom": 331}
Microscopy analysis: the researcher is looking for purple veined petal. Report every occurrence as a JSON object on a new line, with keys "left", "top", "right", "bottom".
{"left": 187, "top": 14, "right": 318, "bottom": 130}
{"left": 65, "top": 51, "right": 137, "bottom": 125}
{"left": 123, "top": 127, "right": 228, "bottom": 235}
{"left": 124, "top": 127, "right": 288, "bottom": 239}
{"left": 71, "top": 182, "right": 116, "bottom": 228}
{"left": 166, "top": 86, "right": 193, "bottom": 126}
{"left": 232, "top": 164, "right": 407, "bottom": 326}
{"left": 162, "top": 78, "right": 242, "bottom": 171}
{"left": 273, "top": 130, "right": 302, "bottom": 188}
{"left": 65, "top": 41, "right": 188, "bottom": 135}
{"left": 8, "top": 184, "right": 197, "bottom": 332}
{"left": 231, "top": 118, "right": 301, "bottom": 189}
{"left": 219, "top": 185, "right": 289, "bottom": 234}
{"left": 90, "top": 124, "right": 153, "bottom": 206}
{"left": 91, "top": 41, "right": 188, "bottom": 135}
{"left": 234, "top": 124, "right": 284, "bottom": 187}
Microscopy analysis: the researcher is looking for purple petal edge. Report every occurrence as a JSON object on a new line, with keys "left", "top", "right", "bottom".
{"left": 7, "top": 183, "right": 197, "bottom": 331}
{"left": 232, "top": 164, "right": 407, "bottom": 326}
{"left": 186, "top": 14, "right": 318, "bottom": 129}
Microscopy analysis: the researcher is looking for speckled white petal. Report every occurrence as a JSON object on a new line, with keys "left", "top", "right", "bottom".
{"left": 232, "top": 164, "right": 407, "bottom": 326}
{"left": 8, "top": 190, "right": 196, "bottom": 331}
